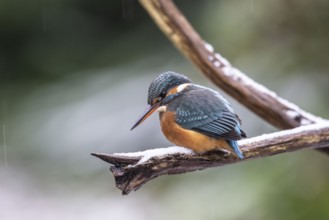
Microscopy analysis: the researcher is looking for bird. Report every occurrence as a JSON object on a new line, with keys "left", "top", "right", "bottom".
{"left": 131, "top": 71, "right": 246, "bottom": 159}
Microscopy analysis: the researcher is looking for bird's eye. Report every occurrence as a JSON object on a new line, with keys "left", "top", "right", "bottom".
{"left": 152, "top": 91, "right": 166, "bottom": 105}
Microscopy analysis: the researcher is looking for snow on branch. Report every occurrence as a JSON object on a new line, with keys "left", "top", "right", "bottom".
{"left": 92, "top": 123, "right": 329, "bottom": 195}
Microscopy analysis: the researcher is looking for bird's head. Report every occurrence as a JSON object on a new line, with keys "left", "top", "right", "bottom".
{"left": 131, "top": 71, "right": 191, "bottom": 130}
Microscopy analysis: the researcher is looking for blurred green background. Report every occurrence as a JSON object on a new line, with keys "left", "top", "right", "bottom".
{"left": 1, "top": 0, "right": 329, "bottom": 219}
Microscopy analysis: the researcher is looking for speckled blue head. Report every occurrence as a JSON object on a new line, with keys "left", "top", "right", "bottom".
{"left": 147, "top": 71, "right": 192, "bottom": 105}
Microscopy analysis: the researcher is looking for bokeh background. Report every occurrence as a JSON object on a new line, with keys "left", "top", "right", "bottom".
{"left": 1, "top": 0, "right": 329, "bottom": 219}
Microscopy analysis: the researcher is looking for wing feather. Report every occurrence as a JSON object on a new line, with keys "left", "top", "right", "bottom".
{"left": 172, "top": 86, "right": 246, "bottom": 140}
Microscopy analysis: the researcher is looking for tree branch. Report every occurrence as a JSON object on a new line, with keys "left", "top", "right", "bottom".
{"left": 92, "top": 123, "right": 329, "bottom": 195}
{"left": 138, "top": 0, "right": 329, "bottom": 154}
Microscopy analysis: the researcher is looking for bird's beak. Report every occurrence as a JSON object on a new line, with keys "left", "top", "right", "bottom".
{"left": 130, "top": 102, "right": 161, "bottom": 130}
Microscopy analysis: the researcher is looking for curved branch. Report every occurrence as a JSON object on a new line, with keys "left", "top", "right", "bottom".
{"left": 138, "top": 0, "right": 329, "bottom": 154}
{"left": 92, "top": 123, "right": 329, "bottom": 195}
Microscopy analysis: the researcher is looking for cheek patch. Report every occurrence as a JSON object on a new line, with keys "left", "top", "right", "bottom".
{"left": 176, "top": 83, "right": 190, "bottom": 93}
{"left": 157, "top": 106, "right": 167, "bottom": 112}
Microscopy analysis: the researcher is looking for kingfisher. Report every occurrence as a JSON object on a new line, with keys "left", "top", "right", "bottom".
{"left": 131, "top": 71, "right": 246, "bottom": 159}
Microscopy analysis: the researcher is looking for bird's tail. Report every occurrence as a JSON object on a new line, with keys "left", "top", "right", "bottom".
{"left": 226, "top": 140, "right": 244, "bottom": 159}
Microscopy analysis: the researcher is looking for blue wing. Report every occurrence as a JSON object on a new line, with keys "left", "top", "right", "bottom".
{"left": 171, "top": 86, "right": 246, "bottom": 140}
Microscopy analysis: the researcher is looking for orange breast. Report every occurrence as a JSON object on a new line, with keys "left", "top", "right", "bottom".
{"left": 160, "top": 111, "right": 233, "bottom": 154}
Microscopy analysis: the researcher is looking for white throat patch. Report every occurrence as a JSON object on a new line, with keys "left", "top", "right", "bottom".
{"left": 157, "top": 106, "right": 167, "bottom": 112}
{"left": 176, "top": 83, "right": 190, "bottom": 93}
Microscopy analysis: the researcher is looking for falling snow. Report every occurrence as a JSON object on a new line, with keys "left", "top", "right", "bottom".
{"left": 2, "top": 123, "right": 7, "bottom": 167}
